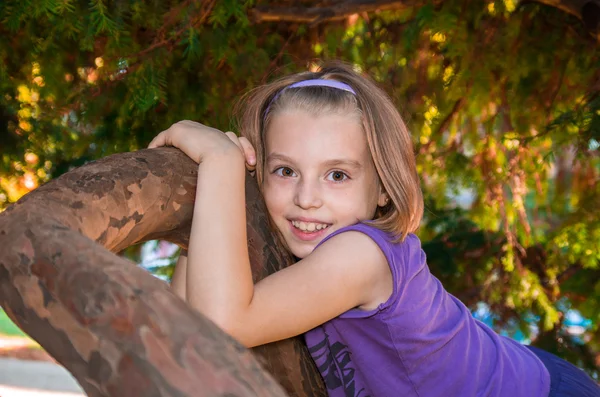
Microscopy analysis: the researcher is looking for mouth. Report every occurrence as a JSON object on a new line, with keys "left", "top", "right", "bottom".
{"left": 288, "top": 219, "right": 331, "bottom": 241}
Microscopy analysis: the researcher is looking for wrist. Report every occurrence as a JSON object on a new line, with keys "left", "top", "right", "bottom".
{"left": 199, "top": 149, "right": 245, "bottom": 172}
{"left": 194, "top": 149, "right": 246, "bottom": 210}
{"left": 201, "top": 147, "right": 244, "bottom": 165}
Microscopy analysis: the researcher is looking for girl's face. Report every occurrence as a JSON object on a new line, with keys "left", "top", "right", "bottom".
{"left": 263, "top": 109, "right": 387, "bottom": 259}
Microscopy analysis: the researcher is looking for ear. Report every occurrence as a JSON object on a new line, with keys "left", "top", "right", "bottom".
{"left": 377, "top": 190, "right": 389, "bottom": 207}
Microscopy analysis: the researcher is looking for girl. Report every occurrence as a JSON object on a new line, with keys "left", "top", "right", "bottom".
{"left": 148, "top": 63, "right": 599, "bottom": 396}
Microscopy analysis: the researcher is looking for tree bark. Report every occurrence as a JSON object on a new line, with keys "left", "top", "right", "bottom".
{"left": 0, "top": 148, "right": 326, "bottom": 397}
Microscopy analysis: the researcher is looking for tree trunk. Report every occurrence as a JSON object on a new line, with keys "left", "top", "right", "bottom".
{"left": 0, "top": 148, "right": 326, "bottom": 397}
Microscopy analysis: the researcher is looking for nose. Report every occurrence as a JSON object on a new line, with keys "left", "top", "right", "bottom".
{"left": 293, "top": 178, "right": 323, "bottom": 210}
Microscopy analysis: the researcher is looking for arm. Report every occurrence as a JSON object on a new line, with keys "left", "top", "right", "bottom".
{"left": 169, "top": 158, "right": 258, "bottom": 329}
{"left": 172, "top": 208, "right": 392, "bottom": 348}
{"left": 185, "top": 154, "right": 255, "bottom": 326}
{"left": 228, "top": 231, "right": 392, "bottom": 347}
{"left": 149, "top": 121, "right": 256, "bottom": 323}
{"left": 170, "top": 251, "right": 187, "bottom": 300}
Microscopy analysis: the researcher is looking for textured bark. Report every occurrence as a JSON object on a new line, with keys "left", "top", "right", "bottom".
{"left": 0, "top": 148, "right": 326, "bottom": 397}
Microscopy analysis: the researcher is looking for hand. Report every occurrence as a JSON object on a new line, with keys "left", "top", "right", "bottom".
{"left": 148, "top": 121, "right": 256, "bottom": 171}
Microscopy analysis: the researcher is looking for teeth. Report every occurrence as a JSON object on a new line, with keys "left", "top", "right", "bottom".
{"left": 291, "top": 220, "right": 329, "bottom": 232}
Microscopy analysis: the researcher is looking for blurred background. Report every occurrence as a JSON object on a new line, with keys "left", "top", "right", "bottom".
{"left": 0, "top": 0, "right": 598, "bottom": 382}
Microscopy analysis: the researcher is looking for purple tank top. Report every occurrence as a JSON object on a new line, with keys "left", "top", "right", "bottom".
{"left": 304, "top": 222, "right": 550, "bottom": 397}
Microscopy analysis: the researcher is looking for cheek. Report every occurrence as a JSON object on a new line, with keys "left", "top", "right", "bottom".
{"left": 328, "top": 191, "right": 367, "bottom": 216}
{"left": 342, "top": 184, "right": 380, "bottom": 219}
{"left": 365, "top": 189, "right": 380, "bottom": 217}
{"left": 262, "top": 177, "right": 287, "bottom": 215}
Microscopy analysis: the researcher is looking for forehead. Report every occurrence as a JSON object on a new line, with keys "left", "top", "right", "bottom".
{"left": 265, "top": 110, "right": 368, "bottom": 161}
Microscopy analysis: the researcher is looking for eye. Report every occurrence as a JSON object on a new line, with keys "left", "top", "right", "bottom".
{"left": 274, "top": 167, "right": 296, "bottom": 177}
{"left": 327, "top": 170, "right": 349, "bottom": 182}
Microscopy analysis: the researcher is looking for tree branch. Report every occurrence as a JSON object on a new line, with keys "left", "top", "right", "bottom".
{"left": 250, "top": 0, "right": 427, "bottom": 25}
{"left": 106, "top": 0, "right": 216, "bottom": 64}
{"left": 529, "top": 0, "right": 600, "bottom": 40}
{"left": 436, "top": 97, "right": 465, "bottom": 136}
{"left": 0, "top": 148, "right": 325, "bottom": 396}
{"left": 252, "top": 0, "right": 600, "bottom": 39}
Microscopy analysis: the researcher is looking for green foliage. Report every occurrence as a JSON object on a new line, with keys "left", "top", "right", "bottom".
{"left": 0, "top": 307, "right": 27, "bottom": 337}
{"left": 1, "top": 0, "right": 598, "bottom": 374}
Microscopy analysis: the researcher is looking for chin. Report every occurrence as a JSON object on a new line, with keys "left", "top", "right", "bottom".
{"left": 288, "top": 244, "right": 313, "bottom": 260}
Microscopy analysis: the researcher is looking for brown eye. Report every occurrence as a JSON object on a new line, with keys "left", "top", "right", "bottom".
{"left": 275, "top": 167, "right": 296, "bottom": 177}
{"left": 328, "top": 171, "right": 348, "bottom": 182}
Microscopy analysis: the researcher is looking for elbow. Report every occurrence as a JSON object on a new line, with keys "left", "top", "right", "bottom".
{"left": 203, "top": 312, "right": 256, "bottom": 348}
{"left": 185, "top": 296, "right": 258, "bottom": 347}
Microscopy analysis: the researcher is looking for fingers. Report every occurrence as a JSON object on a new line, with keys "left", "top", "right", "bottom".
{"left": 238, "top": 137, "right": 256, "bottom": 170}
{"left": 224, "top": 132, "right": 256, "bottom": 172}
{"left": 148, "top": 131, "right": 167, "bottom": 149}
{"left": 148, "top": 122, "right": 185, "bottom": 149}
{"left": 148, "top": 125, "right": 256, "bottom": 176}
{"left": 224, "top": 131, "right": 242, "bottom": 150}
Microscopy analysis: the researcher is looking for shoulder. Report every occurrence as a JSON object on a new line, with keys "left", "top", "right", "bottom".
{"left": 314, "top": 223, "right": 390, "bottom": 264}
{"left": 316, "top": 222, "right": 418, "bottom": 261}
{"left": 313, "top": 224, "right": 393, "bottom": 309}
{"left": 317, "top": 223, "right": 426, "bottom": 286}
{"left": 316, "top": 222, "right": 389, "bottom": 247}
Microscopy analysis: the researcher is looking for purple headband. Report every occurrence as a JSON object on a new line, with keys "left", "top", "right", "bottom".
{"left": 264, "top": 79, "right": 356, "bottom": 120}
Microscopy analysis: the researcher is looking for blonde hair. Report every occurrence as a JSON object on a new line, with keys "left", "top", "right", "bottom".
{"left": 236, "top": 62, "right": 423, "bottom": 241}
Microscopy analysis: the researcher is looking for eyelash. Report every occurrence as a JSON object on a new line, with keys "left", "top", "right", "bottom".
{"left": 273, "top": 167, "right": 297, "bottom": 178}
{"left": 272, "top": 167, "right": 350, "bottom": 183}
{"left": 326, "top": 170, "right": 349, "bottom": 183}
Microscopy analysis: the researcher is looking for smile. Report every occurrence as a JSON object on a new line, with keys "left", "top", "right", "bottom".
{"left": 288, "top": 220, "right": 331, "bottom": 242}
{"left": 291, "top": 220, "right": 330, "bottom": 232}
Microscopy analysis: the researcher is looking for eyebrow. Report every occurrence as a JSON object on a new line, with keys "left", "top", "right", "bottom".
{"left": 266, "top": 153, "right": 363, "bottom": 170}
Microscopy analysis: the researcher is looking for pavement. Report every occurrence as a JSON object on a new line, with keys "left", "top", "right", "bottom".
{"left": 0, "top": 357, "right": 85, "bottom": 396}
{"left": 0, "top": 334, "right": 85, "bottom": 397}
